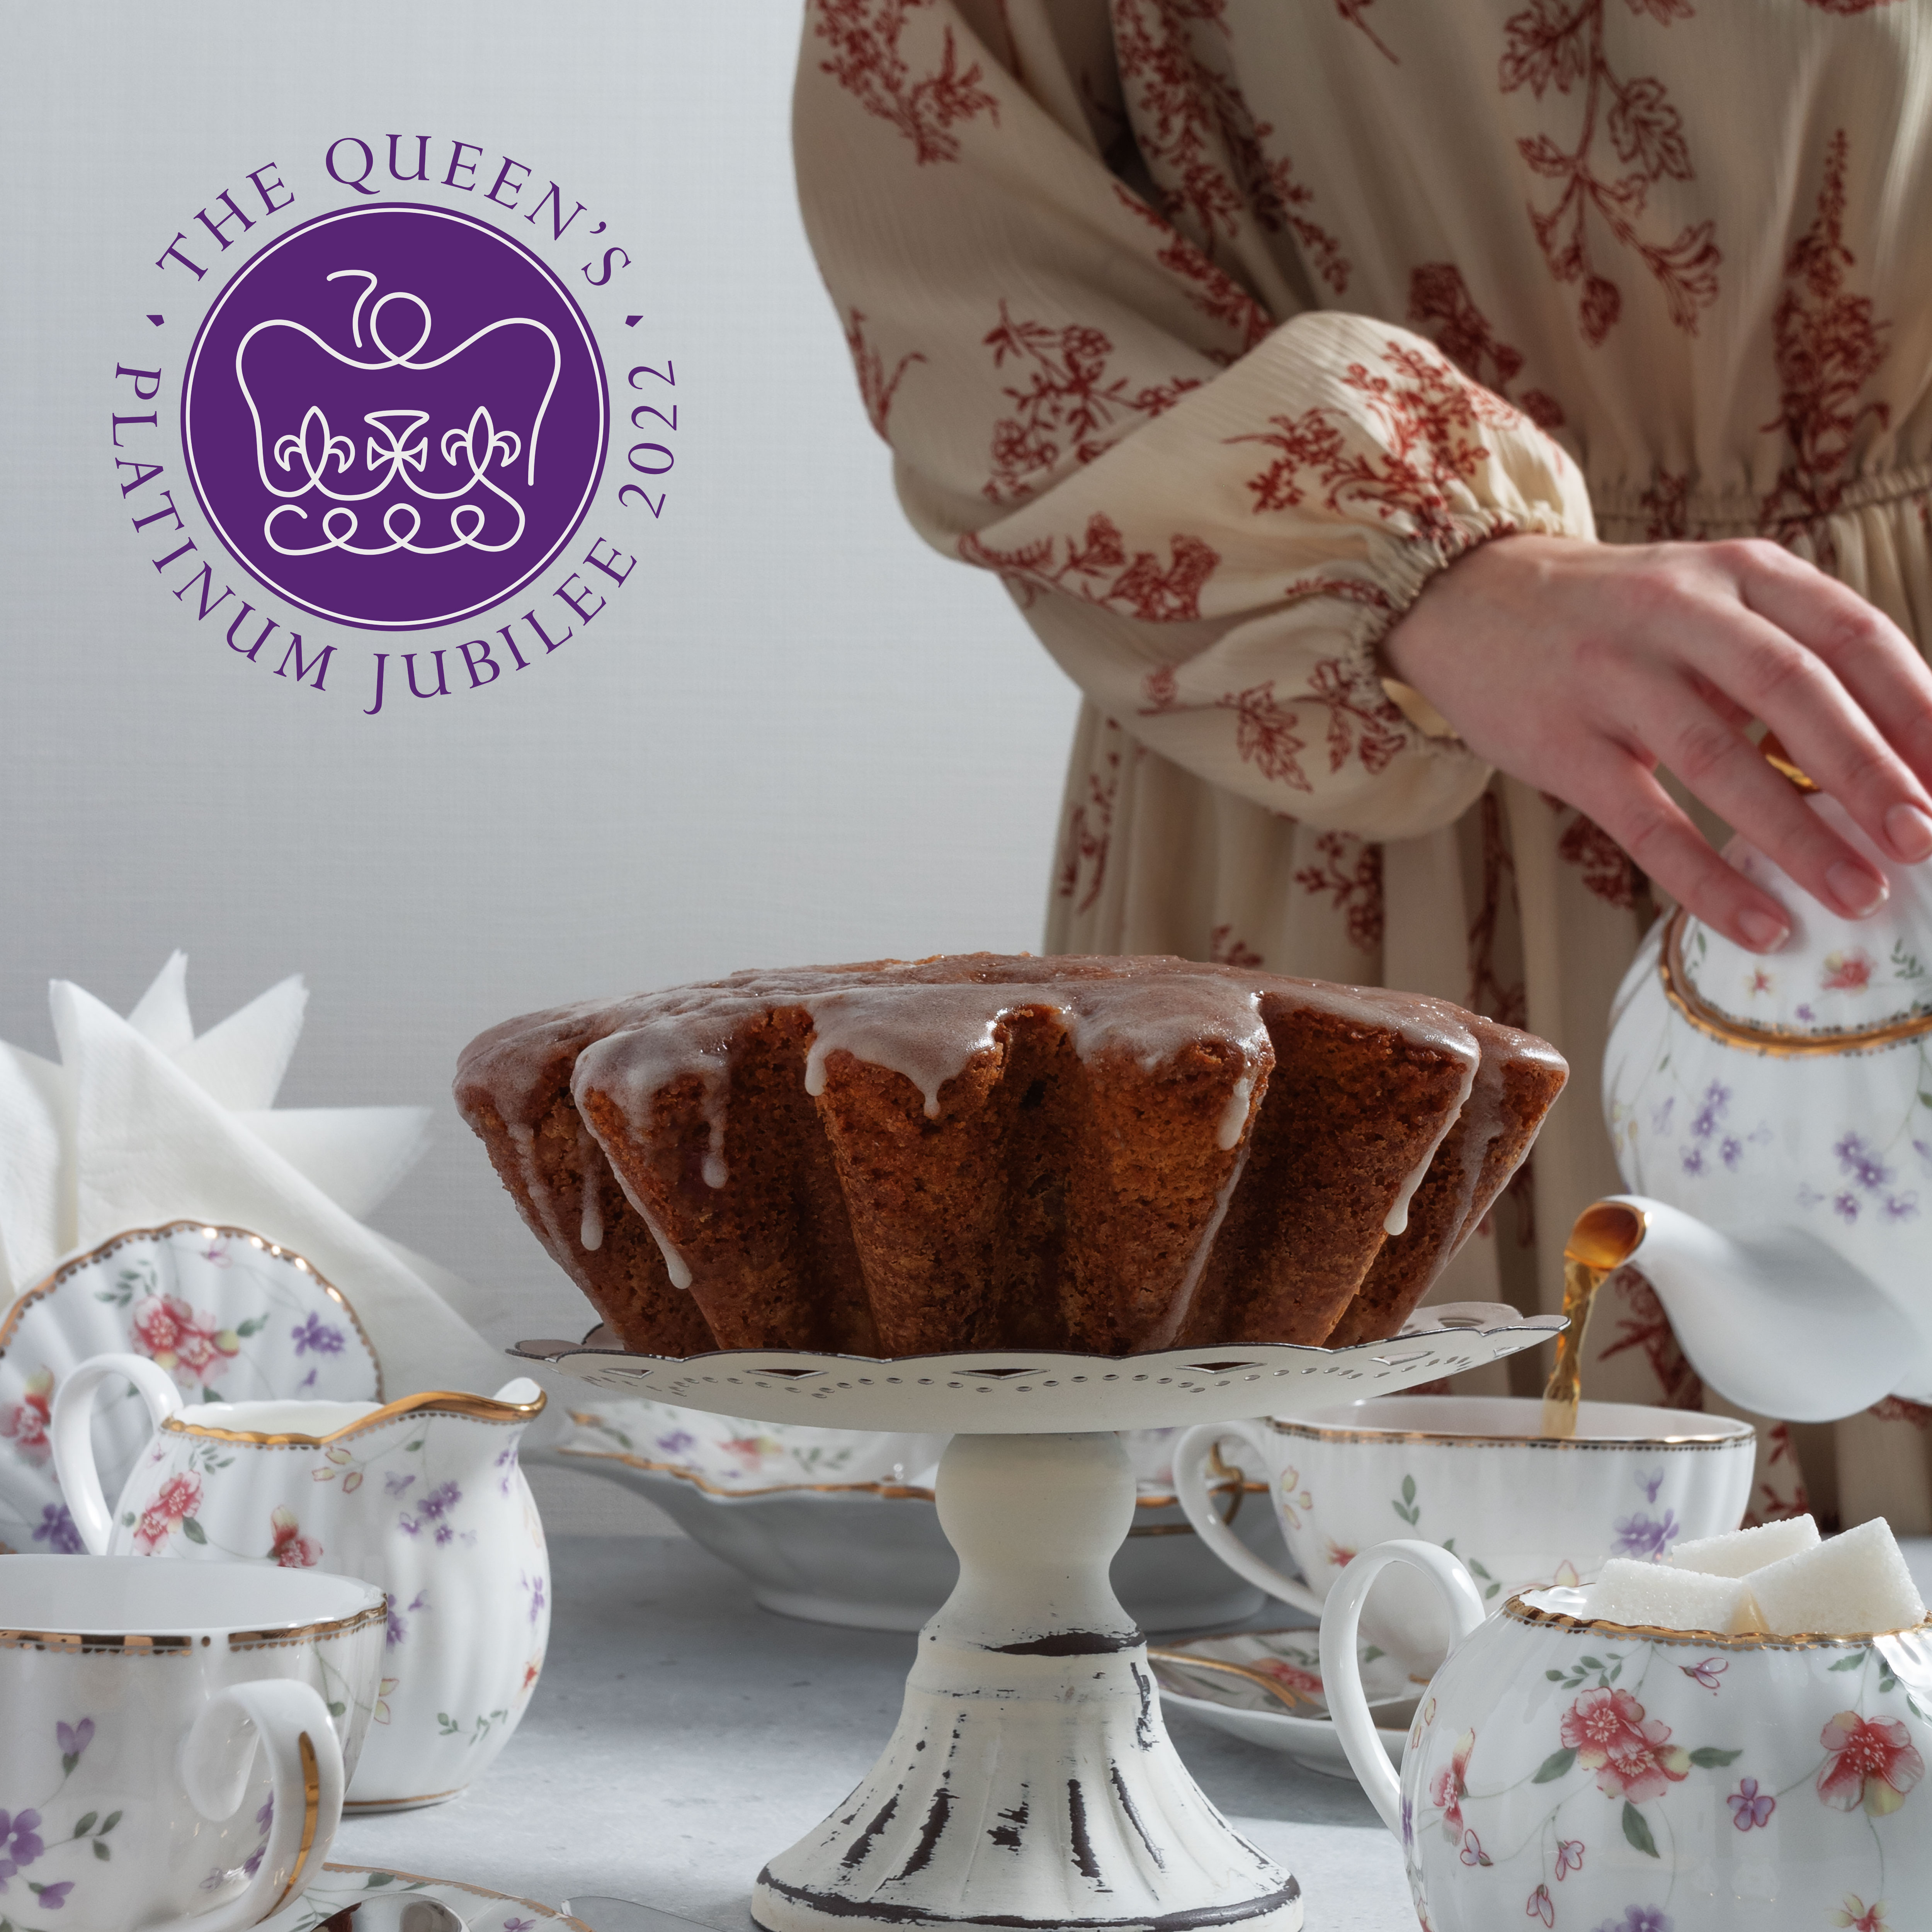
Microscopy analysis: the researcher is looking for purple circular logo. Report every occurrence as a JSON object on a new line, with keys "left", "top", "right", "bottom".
{"left": 181, "top": 203, "right": 608, "bottom": 632}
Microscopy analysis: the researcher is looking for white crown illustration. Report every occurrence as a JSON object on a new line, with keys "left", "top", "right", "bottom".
{"left": 234, "top": 270, "right": 563, "bottom": 562}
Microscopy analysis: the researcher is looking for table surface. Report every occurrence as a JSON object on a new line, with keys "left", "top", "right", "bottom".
{"left": 334, "top": 1531, "right": 1413, "bottom": 1930}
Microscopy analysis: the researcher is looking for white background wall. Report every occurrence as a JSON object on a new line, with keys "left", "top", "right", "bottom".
{"left": 0, "top": 2, "right": 1080, "bottom": 1350}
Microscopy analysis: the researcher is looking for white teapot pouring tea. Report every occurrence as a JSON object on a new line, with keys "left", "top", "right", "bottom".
{"left": 1600, "top": 782, "right": 1932, "bottom": 1419}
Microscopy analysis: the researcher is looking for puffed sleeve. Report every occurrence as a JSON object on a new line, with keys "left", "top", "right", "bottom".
{"left": 794, "top": 0, "right": 1595, "bottom": 840}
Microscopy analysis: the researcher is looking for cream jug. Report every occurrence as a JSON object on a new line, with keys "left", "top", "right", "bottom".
{"left": 52, "top": 1355, "right": 550, "bottom": 1812}
{"left": 1321, "top": 1539, "right": 1932, "bottom": 1931}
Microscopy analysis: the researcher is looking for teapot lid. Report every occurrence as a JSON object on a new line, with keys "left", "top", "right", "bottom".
{"left": 1668, "top": 792, "right": 1932, "bottom": 1052}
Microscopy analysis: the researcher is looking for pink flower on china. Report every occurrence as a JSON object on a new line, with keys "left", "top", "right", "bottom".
{"left": 1257, "top": 1656, "right": 1323, "bottom": 1700}
{"left": 1818, "top": 1712, "right": 1925, "bottom": 1817}
{"left": 1832, "top": 1898, "right": 1888, "bottom": 1932}
{"left": 1430, "top": 1728, "right": 1475, "bottom": 1837}
{"left": 1560, "top": 1687, "right": 1690, "bottom": 1803}
{"left": 267, "top": 1505, "right": 321, "bottom": 1569}
{"left": 131, "top": 1295, "right": 239, "bottom": 1386}
{"left": 1821, "top": 950, "right": 1875, "bottom": 992}
{"left": 0, "top": 1369, "right": 54, "bottom": 1467}
{"left": 133, "top": 1472, "right": 202, "bottom": 1553}
{"left": 1555, "top": 1838, "right": 1583, "bottom": 1878}
{"left": 1526, "top": 1882, "right": 1553, "bottom": 1926}
{"left": 1325, "top": 1539, "right": 1357, "bottom": 1569}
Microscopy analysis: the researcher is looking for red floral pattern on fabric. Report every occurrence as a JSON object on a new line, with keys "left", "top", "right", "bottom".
{"left": 1111, "top": 0, "right": 1350, "bottom": 292}
{"left": 1111, "top": 184, "right": 1272, "bottom": 352}
{"left": 1803, "top": 0, "right": 1902, "bottom": 10}
{"left": 1561, "top": 1686, "right": 1690, "bottom": 1802}
{"left": 1745, "top": 1420, "right": 1811, "bottom": 1528}
{"left": 1869, "top": 1395, "right": 1932, "bottom": 1429}
{"left": 1233, "top": 340, "right": 1522, "bottom": 550}
{"left": 1407, "top": 264, "right": 1565, "bottom": 430}
{"left": 1338, "top": 0, "right": 1399, "bottom": 62}
{"left": 1500, "top": 0, "right": 1719, "bottom": 344}
{"left": 1056, "top": 736, "right": 1123, "bottom": 912}
{"left": 844, "top": 309, "right": 925, "bottom": 439}
{"left": 1296, "top": 830, "right": 1385, "bottom": 950}
{"left": 1545, "top": 795, "right": 1643, "bottom": 908}
{"left": 1639, "top": 469, "right": 1692, "bottom": 539}
{"left": 980, "top": 301, "right": 1200, "bottom": 504}
{"left": 1759, "top": 131, "right": 1891, "bottom": 548}
{"left": 810, "top": 0, "right": 1000, "bottom": 165}
{"left": 1209, "top": 924, "right": 1264, "bottom": 967}
{"left": 961, "top": 516, "right": 1219, "bottom": 619}
{"left": 1599, "top": 1265, "right": 1703, "bottom": 1408}
{"left": 1219, "top": 680, "right": 1312, "bottom": 788}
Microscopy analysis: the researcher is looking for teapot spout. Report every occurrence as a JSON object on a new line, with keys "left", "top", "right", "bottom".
{"left": 1571, "top": 1196, "right": 1918, "bottom": 1423}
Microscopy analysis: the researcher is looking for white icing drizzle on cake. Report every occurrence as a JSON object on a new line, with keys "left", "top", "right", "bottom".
{"left": 576, "top": 1120, "right": 605, "bottom": 1252}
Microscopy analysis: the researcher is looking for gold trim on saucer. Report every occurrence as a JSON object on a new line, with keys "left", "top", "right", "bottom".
{"left": 1659, "top": 906, "right": 1932, "bottom": 1057}
{"left": 1145, "top": 1647, "right": 1313, "bottom": 1713}
{"left": 340, "top": 1787, "right": 467, "bottom": 1813}
{"left": 163, "top": 1386, "right": 546, "bottom": 1448}
{"left": 1504, "top": 1592, "right": 1932, "bottom": 1650}
{"left": 0, "top": 1221, "right": 383, "bottom": 1396}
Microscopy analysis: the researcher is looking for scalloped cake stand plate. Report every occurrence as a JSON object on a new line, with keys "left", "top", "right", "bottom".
{"left": 510, "top": 1303, "right": 1560, "bottom": 1932}
{"left": 0, "top": 1222, "right": 382, "bottom": 1556}
{"left": 264, "top": 1863, "right": 589, "bottom": 1930}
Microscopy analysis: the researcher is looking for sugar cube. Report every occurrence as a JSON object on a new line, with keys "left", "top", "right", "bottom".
{"left": 1584, "top": 1557, "right": 1764, "bottom": 1635}
{"left": 1668, "top": 1516, "right": 1821, "bottom": 1579}
{"left": 1748, "top": 1518, "right": 1927, "bottom": 1638}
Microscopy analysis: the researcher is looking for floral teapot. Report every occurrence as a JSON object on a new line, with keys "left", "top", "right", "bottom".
{"left": 50, "top": 1355, "right": 550, "bottom": 1812}
{"left": 1322, "top": 1539, "right": 1932, "bottom": 1932}
{"left": 1602, "top": 786, "right": 1932, "bottom": 1419}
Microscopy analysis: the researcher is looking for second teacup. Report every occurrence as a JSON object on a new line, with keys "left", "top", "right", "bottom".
{"left": 1174, "top": 1394, "right": 1754, "bottom": 1674}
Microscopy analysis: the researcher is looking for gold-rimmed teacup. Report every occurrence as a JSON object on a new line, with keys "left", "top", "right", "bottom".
{"left": 1175, "top": 1394, "right": 1754, "bottom": 1675}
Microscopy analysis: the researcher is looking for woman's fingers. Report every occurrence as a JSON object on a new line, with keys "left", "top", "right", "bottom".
{"left": 1729, "top": 540, "right": 1932, "bottom": 823}
{"left": 1578, "top": 754, "right": 1794, "bottom": 951}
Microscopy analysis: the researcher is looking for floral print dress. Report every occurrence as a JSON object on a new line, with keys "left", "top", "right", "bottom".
{"left": 793, "top": 0, "right": 1932, "bottom": 1528}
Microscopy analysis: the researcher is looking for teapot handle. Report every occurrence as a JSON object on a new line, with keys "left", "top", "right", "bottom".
{"left": 1171, "top": 1421, "right": 1323, "bottom": 1618}
{"left": 1318, "top": 1538, "right": 1487, "bottom": 1839}
{"left": 50, "top": 1353, "right": 185, "bottom": 1554}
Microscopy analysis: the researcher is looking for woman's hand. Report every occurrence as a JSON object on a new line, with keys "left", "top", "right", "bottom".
{"left": 1381, "top": 534, "right": 1932, "bottom": 951}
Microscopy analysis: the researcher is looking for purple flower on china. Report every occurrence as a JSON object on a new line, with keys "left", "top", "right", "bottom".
{"left": 654, "top": 1429, "right": 697, "bottom": 1457}
{"left": 1594, "top": 1912, "right": 1670, "bottom": 1932}
{"left": 1728, "top": 1777, "right": 1774, "bottom": 1830}
{"left": 385, "top": 1472, "right": 416, "bottom": 1498}
{"left": 1637, "top": 1469, "right": 1664, "bottom": 1503}
{"left": 1835, "top": 1133, "right": 1894, "bottom": 1193}
{"left": 35, "top": 1881, "right": 72, "bottom": 1909}
{"left": 1689, "top": 1083, "right": 1730, "bottom": 1141}
{"left": 1721, "top": 1136, "right": 1743, "bottom": 1169}
{"left": 1400, "top": 1795, "right": 1414, "bottom": 1852}
{"left": 0, "top": 1809, "right": 44, "bottom": 1882}
{"left": 421, "top": 1481, "right": 461, "bottom": 1520}
{"left": 526, "top": 1573, "right": 547, "bottom": 1625}
{"left": 408, "top": 1591, "right": 429, "bottom": 1612}
{"left": 290, "top": 1315, "right": 344, "bottom": 1357}
{"left": 1681, "top": 1146, "right": 1705, "bottom": 1178}
{"left": 1836, "top": 1191, "right": 1861, "bottom": 1223}
{"left": 385, "top": 1592, "right": 408, "bottom": 1647}
{"left": 1886, "top": 1193, "right": 1921, "bottom": 1223}
{"left": 505, "top": 1920, "right": 536, "bottom": 1932}
{"left": 55, "top": 1718, "right": 93, "bottom": 1761}
{"left": 1611, "top": 1510, "right": 1680, "bottom": 1560}
{"left": 1796, "top": 1003, "right": 1816, "bottom": 1022}
{"left": 34, "top": 1506, "right": 83, "bottom": 1556}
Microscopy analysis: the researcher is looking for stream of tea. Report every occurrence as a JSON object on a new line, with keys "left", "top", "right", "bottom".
{"left": 1541, "top": 1255, "right": 1609, "bottom": 1439}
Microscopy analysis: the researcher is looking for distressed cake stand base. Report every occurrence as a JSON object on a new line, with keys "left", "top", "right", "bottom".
{"left": 751, "top": 1431, "right": 1300, "bottom": 1932}
{"left": 514, "top": 1304, "right": 1563, "bottom": 1930}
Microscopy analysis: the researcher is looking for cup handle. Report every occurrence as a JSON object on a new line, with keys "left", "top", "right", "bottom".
{"left": 1171, "top": 1421, "right": 1323, "bottom": 1618}
{"left": 1318, "top": 1538, "right": 1486, "bottom": 1839}
{"left": 50, "top": 1353, "right": 185, "bottom": 1553}
{"left": 143, "top": 1680, "right": 345, "bottom": 1932}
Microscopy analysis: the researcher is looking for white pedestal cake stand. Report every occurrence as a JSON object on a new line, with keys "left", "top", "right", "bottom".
{"left": 513, "top": 1302, "right": 1561, "bottom": 1932}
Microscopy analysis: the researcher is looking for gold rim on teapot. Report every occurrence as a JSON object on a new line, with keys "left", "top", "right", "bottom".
{"left": 161, "top": 1385, "right": 547, "bottom": 1448}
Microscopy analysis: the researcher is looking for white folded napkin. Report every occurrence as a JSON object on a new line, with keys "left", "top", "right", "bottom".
{"left": 0, "top": 953, "right": 508, "bottom": 1398}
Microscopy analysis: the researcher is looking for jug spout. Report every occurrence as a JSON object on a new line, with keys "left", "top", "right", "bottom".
{"left": 1571, "top": 1196, "right": 1918, "bottom": 1423}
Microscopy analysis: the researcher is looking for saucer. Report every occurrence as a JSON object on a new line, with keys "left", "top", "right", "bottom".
{"left": 0, "top": 1222, "right": 382, "bottom": 1557}
{"left": 1148, "top": 1628, "right": 1415, "bottom": 1780}
{"left": 268, "top": 1863, "right": 588, "bottom": 1930}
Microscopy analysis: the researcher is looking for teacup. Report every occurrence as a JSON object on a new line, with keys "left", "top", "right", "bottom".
{"left": 52, "top": 1355, "right": 551, "bottom": 1811}
{"left": 0, "top": 1554, "right": 384, "bottom": 1932}
{"left": 1321, "top": 1539, "right": 1932, "bottom": 1932}
{"left": 1174, "top": 1395, "right": 1754, "bottom": 1674}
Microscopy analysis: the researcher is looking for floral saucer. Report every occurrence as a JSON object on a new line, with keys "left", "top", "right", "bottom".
{"left": 0, "top": 1222, "right": 381, "bottom": 1556}
{"left": 266, "top": 1864, "right": 588, "bottom": 1930}
{"left": 1148, "top": 1628, "right": 1416, "bottom": 1780}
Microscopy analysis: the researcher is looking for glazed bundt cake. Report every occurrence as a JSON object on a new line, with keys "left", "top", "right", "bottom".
{"left": 456, "top": 955, "right": 1565, "bottom": 1357}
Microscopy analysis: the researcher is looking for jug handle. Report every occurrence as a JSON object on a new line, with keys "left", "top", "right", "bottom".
{"left": 1172, "top": 1421, "right": 1322, "bottom": 1617}
{"left": 51, "top": 1353, "right": 185, "bottom": 1554}
{"left": 1318, "top": 1539, "right": 1486, "bottom": 1838}
{"left": 152, "top": 1679, "right": 346, "bottom": 1932}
